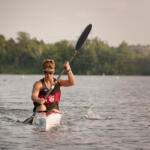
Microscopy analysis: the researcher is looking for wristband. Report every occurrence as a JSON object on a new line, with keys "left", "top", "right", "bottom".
{"left": 67, "top": 69, "right": 71, "bottom": 72}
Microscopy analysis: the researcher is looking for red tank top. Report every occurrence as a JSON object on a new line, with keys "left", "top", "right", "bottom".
{"left": 38, "top": 78, "right": 61, "bottom": 104}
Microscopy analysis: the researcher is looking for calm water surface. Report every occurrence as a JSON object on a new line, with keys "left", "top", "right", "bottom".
{"left": 0, "top": 75, "right": 150, "bottom": 150}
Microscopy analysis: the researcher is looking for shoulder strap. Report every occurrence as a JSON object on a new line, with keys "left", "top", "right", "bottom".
{"left": 40, "top": 78, "right": 48, "bottom": 90}
{"left": 54, "top": 78, "right": 60, "bottom": 86}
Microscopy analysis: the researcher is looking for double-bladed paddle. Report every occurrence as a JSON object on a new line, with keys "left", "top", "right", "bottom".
{"left": 45, "top": 24, "right": 92, "bottom": 99}
{"left": 23, "top": 24, "right": 92, "bottom": 124}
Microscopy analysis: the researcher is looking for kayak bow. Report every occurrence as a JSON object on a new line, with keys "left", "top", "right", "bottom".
{"left": 32, "top": 112, "right": 62, "bottom": 131}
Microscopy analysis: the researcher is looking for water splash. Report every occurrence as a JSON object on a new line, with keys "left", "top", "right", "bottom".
{"left": 83, "top": 104, "right": 112, "bottom": 120}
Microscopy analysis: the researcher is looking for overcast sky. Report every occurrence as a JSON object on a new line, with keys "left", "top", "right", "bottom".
{"left": 0, "top": 0, "right": 150, "bottom": 46}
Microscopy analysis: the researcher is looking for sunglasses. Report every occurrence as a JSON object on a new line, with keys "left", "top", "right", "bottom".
{"left": 44, "top": 71, "right": 54, "bottom": 75}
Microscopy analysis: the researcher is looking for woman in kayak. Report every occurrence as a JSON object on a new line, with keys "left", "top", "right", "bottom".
{"left": 31, "top": 59, "right": 75, "bottom": 113}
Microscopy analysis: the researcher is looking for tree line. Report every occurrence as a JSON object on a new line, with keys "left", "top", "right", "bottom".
{"left": 0, "top": 32, "right": 150, "bottom": 75}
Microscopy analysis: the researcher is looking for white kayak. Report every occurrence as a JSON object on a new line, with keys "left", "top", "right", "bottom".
{"left": 32, "top": 112, "right": 62, "bottom": 131}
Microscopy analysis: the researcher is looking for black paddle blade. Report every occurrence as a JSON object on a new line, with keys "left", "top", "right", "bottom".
{"left": 75, "top": 24, "right": 92, "bottom": 50}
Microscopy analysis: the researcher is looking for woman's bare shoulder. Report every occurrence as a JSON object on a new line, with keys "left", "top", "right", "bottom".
{"left": 33, "top": 79, "right": 43, "bottom": 88}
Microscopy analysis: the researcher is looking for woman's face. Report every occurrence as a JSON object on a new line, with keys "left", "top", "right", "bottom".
{"left": 43, "top": 68, "right": 55, "bottom": 80}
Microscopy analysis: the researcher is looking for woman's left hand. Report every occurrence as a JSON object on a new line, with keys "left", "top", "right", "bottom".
{"left": 64, "top": 61, "right": 71, "bottom": 71}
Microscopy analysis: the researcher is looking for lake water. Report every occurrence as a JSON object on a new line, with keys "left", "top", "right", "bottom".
{"left": 0, "top": 75, "right": 150, "bottom": 150}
